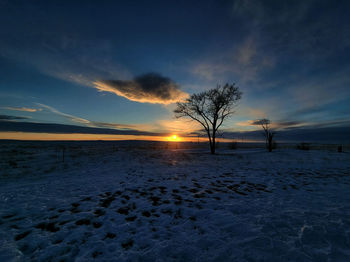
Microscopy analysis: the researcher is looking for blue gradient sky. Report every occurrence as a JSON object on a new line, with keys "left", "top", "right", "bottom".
{"left": 1, "top": 0, "right": 350, "bottom": 141}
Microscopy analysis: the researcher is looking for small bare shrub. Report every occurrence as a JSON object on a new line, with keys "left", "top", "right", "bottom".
{"left": 252, "top": 118, "right": 276, "bottom": 152}
{"left": 230, "top": 141, "right": 238, "bottom": 150}
{"left": 338, "top": 145, "right": 343, "bottom": 153}
{"left": 8, "top": 160, "right": 17, "bottom": 168}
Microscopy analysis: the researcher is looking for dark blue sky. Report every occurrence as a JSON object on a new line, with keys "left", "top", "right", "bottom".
{"left": 0, "top": 0, "right": 350, "bottom": 141}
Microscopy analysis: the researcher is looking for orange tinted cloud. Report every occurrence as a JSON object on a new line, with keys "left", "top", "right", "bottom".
{"left": 236, "top": 120, "right": 256, "bottom": 127}
{"left": 94, "top": 73, "right": 188, "bottom": 104}
{"left": 155, "top": 119, "right": 201, "bottom": 134}
{"left": 2, "top": 106, "right": 41, "bottom": 112}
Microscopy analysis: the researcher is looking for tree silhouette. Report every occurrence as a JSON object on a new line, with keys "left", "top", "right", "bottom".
{"left": 174, "top": 84, "right": 242, "bottom": 154}
{"left": 253, "top": 118, "right": 275, "bottom": 152}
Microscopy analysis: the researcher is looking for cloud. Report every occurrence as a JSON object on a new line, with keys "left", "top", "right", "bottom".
{"left": 282, "top": 119, "right": 350, "bottom": 130}
{"left": 35, "top": 103, "right": 159, "bottom": 132}
{"left": 250, "top": 119, "right": 265, "bottom": 125}
{"left": 0, "top": 115, "right": 29, "bottom": 120}
{"left": 1, "top": 106, "right": 41, "bottom": 112}
{"left": 1, "top": 25, "right": 131, "bottom": 90}
{"left": 36, "top": 103, "right": 91, "bottom": 125}
{"left": 220, "top": 125, "right": 350, "bottom": 143}
{"left": 236, "top": 107, "right": 267, "bottom": 119}
{"left": 94, "top": 73, "right": 189, "bottom": 104}
{"left": 191, "top": 35, "right": 275, "bottom": 84}
{"left": 153, "top": 119, "right": 202, "bottom": 134}
{"left": 0, "top": 120, "right": 166, "bottom": 136}
{"left": 88, "top": 121, "right": 154, "bottom": 132}
{"left": 244, "top": 119, "right": 306, "bottom": 129}
{"left": 2, "top": 119, "right": 349, "bottom": 143}
{"left": 237, "top": 117, "right": 350, "bottom": 133}
{"left": 235, "top": 120, "right": 255, "bottom": 127}
{"left": 274, "top": 121, "right": 303, "bottom": 128}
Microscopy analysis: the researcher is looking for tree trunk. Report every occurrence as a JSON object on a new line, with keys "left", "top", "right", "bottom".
{"left": 207, "top": 136, "right": 216, "bottom": 154}
{"left": 210, "top": 142, "right": 215, "bottom": 154}
{"left": 206, "top": 129, "right": 216, "bottom": 154}
{"left": 211, "top": 135, "right": 216, "bottom": 154}
{"left": 268, "top": 135, "right": 273, "bottom": 152}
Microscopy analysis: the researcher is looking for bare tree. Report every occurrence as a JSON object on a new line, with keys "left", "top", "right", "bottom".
{"left": 253, "top": 118, "right": 275, "bottom": 152}
{"left": 174, "top": 84, "right": 242, "bottom": 154}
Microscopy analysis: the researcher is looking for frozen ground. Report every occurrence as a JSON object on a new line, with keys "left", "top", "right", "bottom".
{"left": 0, "top": 141, "right": 350, "bottom": 261}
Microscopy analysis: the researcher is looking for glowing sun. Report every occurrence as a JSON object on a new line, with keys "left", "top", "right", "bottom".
{"left": 169, "top": 135, "right": 180, "bottom": 141}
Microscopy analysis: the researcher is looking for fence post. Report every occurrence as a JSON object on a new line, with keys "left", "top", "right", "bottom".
{"left": 338, "top": 145, "right": 343, "bottom": 153}
{"left": 62, "top": 146, "right": 65, "bottom": 162}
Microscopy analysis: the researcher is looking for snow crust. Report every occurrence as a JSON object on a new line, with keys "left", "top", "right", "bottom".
{"left": 1, "top": 142, "right": 350, "bottom": 261}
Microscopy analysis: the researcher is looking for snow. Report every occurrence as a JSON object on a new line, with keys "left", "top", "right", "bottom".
{"left": 1, "top": 141, "right": 350, "bottom": 261}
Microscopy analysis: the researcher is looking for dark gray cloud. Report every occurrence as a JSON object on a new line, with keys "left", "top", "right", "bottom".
{"left": 1, "top": 120, "right": 349, "bottom": 143}
{"left": 250, "top": 119, "right": 269, "bottom": 125}
{"left": 94, "top": 73, "right": 188, "bottom": 104}
{"left": 0, "top": 120, "right": 165, "bottom": 137}
{"left": 250, "top": 118, "right": 349, "bottom": 131}
{"left": 222, "top": 125, "right": 350, "bottom": 143}
{"left": 0, "top": 115, "right": 29, "bottom": 120}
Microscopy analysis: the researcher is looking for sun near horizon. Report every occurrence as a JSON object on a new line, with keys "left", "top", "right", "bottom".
{"left": 169, "top": 134, "right": 180, "bottom": 142}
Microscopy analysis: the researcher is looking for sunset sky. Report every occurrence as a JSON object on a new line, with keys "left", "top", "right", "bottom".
{"left": 1, "top": 0, "right": 350, "bottom": 142}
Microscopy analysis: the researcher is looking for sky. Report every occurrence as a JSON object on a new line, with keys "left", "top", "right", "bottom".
{"left": 0, "top": 0, "right": 350, "bottom": 143}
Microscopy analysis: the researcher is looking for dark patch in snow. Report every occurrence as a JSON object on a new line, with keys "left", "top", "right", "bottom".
{"left": 93, "top": 222, "right": 102, "bottom": 228}
{"left": 161, "top": 209, "right": 172, "bottom": 215}
{"left": 15, "top": 230, "right": 31, "bottom": 241}
{"left": 92, "top": 251, "right": 103, "bottom": 258}
{"left": 125, "top": 216, "right": 137, "bottom": 222}
{"left": 100, "top": 195, "right": 116, "bottom": 208}
{"left": 94, "top": 209, "right": 106, "bottom": 217}
{"left": 35, "top": 222, "right": 60, "bottom": 232}
{"left": 142, "top": 211, "right": 151, "bottom": 217}
{"left": 75, "top": 219, "right": 90, "bottom": 226}
{"left": 122, "top": 239, "right": 134, "bottom": 250}
{"left": 122, "top": 195, "right": 130, "bottom": 200}
{"left": 58, "top": 220, "right": 70, "bottom": 225}
{"left": 117, "top": 207, "right": 129, "bottom": 215}
{"left": 149, "top": 196, "right": 161, "bottom": 206}
{"left": 104, "top": 232, "right": 116, "bottom": 239}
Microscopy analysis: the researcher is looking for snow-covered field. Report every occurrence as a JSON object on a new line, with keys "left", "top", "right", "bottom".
{"left": 1, "top": 141, "right": 350, "bottom": 261}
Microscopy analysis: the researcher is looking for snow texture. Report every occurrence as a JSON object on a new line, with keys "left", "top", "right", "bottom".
{"left": 1, "top": 141, "right": 350, "bottom": 261}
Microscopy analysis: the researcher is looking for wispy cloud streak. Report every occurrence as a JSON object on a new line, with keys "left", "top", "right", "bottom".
{"left": 1, "top": 107, "right": 41, "bottom": 112}
{"left": 36, "top": 103, "right": 91, "bottom": 125}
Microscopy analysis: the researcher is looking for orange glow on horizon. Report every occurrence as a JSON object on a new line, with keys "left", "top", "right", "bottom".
{"left": 0, "top": 132, "right": 168, "bottom": 141}
{"left": 0, "top": 132, "right": 192, "bottom": 142}
{"left": 0, "top": 132, "right": 249, "bottom": 143}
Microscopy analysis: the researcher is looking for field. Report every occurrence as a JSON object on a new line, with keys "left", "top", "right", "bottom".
{"left": 1, "top": 141, "right": 350, "bottom": 261}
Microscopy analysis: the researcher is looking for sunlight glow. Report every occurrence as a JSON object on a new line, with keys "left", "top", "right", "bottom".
{"left": 0, "top": 132, "right": 247, "bottom": 143}
{"left": 168, "top": 134, "right": 180, "bottom": 142}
